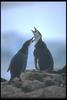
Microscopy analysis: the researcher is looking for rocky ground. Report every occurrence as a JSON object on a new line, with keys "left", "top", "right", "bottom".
{"left": 1, "top": 66, "right": 66, "bottom": 98}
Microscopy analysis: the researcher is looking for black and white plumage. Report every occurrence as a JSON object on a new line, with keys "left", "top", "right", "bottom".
{"left": 7, "top": 37, "right": 33, "bottom": 81}
{"left": 32, "top": 27, "right": 54, "bottom": 71}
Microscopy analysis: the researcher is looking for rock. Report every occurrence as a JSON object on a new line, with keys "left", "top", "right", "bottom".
{"left": 1, "top": 78, "right": 7, "bottom": 82}
{"left": 20, "top": 71, "right": 44, "bottom": 81}
{"left": 6, "top": 92, "right": 25, "bottom": 98}
{"left": 57, "top": 65, "right": 66, "bottom": 73}
{"left": 26, "top": 88, "right": 44, "bottom": 98}
{"left": 1, "top": 69, "right": 66, "bottom": 98}
{"left": 43, "top": 78, "right": 56, "bottom": 87}
{"left": 11, "top": 77, "right": 22, "bottom": 88}
{"left": 41, "top": 86, "right": 66, "bottom": 98}
{"left": 53, "top": 65, "right": 66, "bottom": 74}
{"left": 21, "top": 80, "right": 45, "bottom": 92}
{"left": 1, "top": 84, "right": 23, "bottom": 98}
{"left": 52, "top": 74, "right": 66, "bottom": 87}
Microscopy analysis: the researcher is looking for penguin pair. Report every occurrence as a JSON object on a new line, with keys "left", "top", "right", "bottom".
{"left": 7, "top": 27, "right": 54, "bottom": 82}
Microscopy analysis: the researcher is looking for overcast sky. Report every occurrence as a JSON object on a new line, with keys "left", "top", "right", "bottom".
{"left": 1, "top": 2, "right": 66, "bottom": 42}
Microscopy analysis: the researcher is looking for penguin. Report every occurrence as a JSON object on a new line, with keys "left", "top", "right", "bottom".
{"left": 32, "top": 27, "right": 54, "bottom": 71}
{"left": 7, "top": 37, "right": 33, "bottom": 82}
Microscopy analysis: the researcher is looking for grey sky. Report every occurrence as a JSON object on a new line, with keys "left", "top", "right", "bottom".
{"left": 1, "top": 2, "right": 66, "bottom": 41}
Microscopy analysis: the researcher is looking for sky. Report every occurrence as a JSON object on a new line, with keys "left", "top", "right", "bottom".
{"left": 1, "top": 2, "right": 66, "bottom": 80}
{"left": 1, "top": 2, "right": 66, "bottom": 41}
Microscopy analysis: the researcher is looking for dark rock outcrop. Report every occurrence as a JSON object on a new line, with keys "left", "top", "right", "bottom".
{"left": 57, "top": 65, "right": 66, "bottom": 73}
{"left": 1, "top": 78, "right": 7, "bottom": 82}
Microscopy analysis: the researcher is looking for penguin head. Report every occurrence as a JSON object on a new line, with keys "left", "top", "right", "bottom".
{"left": 32, "top": 27, "right": 42, "bottom": 44}
{"left": 22, "top": 37, "right": 34, "bottom": 49}
{"left": 26, "top": 37, "right": 34, "bottom": 46}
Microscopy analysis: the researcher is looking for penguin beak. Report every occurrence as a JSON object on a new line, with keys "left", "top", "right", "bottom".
{"left": 29, "top": 37, "right": 35, "bottom": 44}
{"left": 32, "top": 27, "right": 42, "bottom": 40}
{"left": 31, "top": 27, "right": 36, "bottom": 34}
